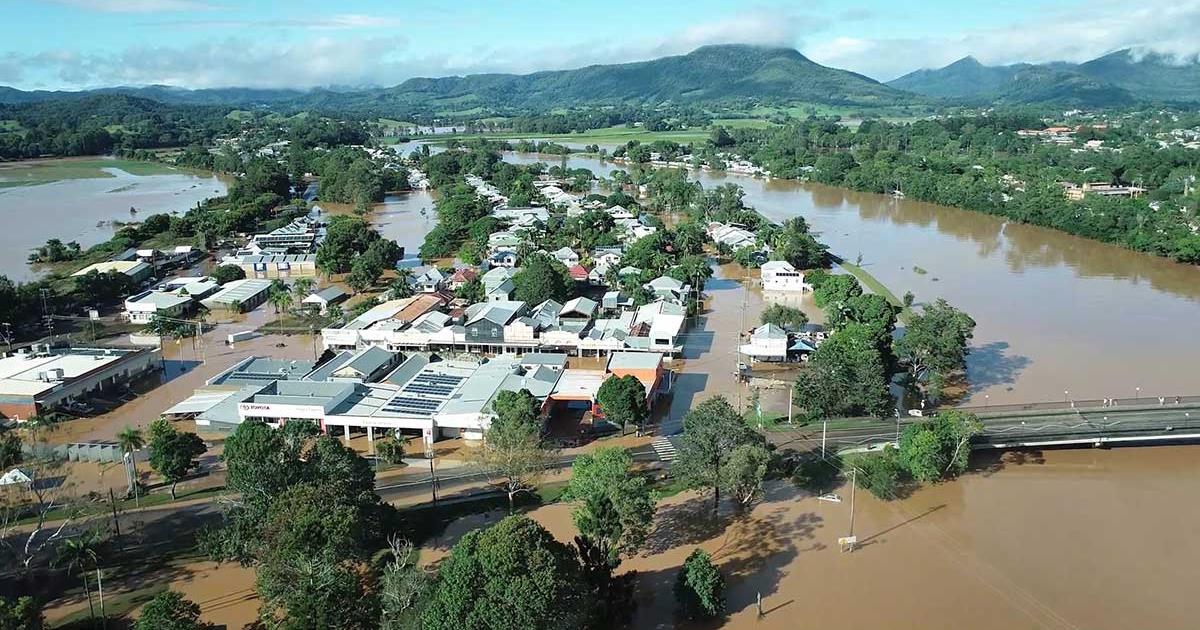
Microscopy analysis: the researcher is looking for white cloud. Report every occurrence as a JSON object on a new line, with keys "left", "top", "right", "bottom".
{"left": 12, "top": 1, "right": 1200, "bottom": 90}
{"left": 804, "top": 0, "right": 1200, "bottom": 80}
{"left": 43, "top": 0, "right": 219, "bottom": 12}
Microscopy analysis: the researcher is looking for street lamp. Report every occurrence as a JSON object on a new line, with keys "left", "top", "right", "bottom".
{"left": 1135, "top": 386, "right": 1141, "bottom": 401}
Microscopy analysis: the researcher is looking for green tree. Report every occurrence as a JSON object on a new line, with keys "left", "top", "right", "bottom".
{"left": 147, "top": 419, "right": 207, "bottom": 499}
{"left": 116, "top": 425, "right": 144, "bottom": 498}
{"left": 673, "top": 396, "right": 764, "bottom": 516}
{"left": 0, "top": 427, "right": 21, "bottom": 469}
{"left": 212, "top": 264, "right": 245, "bottom": 284}
{"left": 512, "top": 252, "right": 575, "bottom": 304}
{"left": 759, "top": 303, "right": 809, "bottom": 330}
{"left": 847, "top": 448, "right": 905, "bottom": 500}
{"left": 595, "top": 374, "right": 647, "bottom": 434}
{"left": 565, "top": 447, "right": 655, "bottom": 561}
{"left": 791, "top": 322, "right": 892, "bottom": 419}
{"left": 476, "top": 390, "right": 549, "bottom": 512}
{"left": 721, "top": 443, "right": 772, "bottom": 509}
{"left": 347, "top": 256, "right": 383, "bottom": 294}
{"left": 55, "top": 530, "right": 103, "bottom": 624}
{"left": 317, "top": 216, "right": 381, "bottom": 275}
{"left": 811, "top": 273, "right": 862, "bottom": 309}
{"left": 0, "top": 595, "right": 43, "bottom": 630}
{"left": 674, "top": 548, "right": 725, "bottom": 621}
{"left": 420, "top": 515, "right": 586, "bottom": 630}
{"left": 291, "top": 277, "right": 315, "bottom": 300}
{"left": 894, "top": 299, "right": 976, "bottom": 400}
{"left": 135, "top": 591, "right": 210, "bottom": 630}
{"left": 254, "top": 483, "right": 381, "bottom": 629}
{"left": 898, "top": 411, "right": 982, "bottom": 483}
{"left": 455, "top": 276, "right": 484, "bottom": 303}
{"left": 375, "top": 437, "right": 405, "bottom": 465}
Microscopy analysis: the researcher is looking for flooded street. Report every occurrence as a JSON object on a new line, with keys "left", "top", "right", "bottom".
{"left": 370, "top": 190, "right": 438, "bottom": 265}
{"left": 0, "top": 161, "right": 226, "bottom": 282}
{"left": 497, "top": 149, "right": 1200, "bottom": 406}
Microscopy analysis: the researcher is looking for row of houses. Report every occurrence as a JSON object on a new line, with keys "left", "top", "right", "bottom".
{"left": 165, "top": 347, "right": 668, "bottom": 446}
{"left": 321, "top": 283, "right": 690, "bottom": 358}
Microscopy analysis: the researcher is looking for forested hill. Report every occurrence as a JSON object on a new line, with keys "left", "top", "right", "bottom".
{"left": 888, "top": 49, "right": 1200, "bottom": 105}
{"left": 360, "top": 44, "right": 911, "bottom": 110}
{"left": 0, "top": 45, "right": 914, "bottom": 115}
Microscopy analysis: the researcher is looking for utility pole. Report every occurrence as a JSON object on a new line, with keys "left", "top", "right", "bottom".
{"left": 848, "top": 467, "right": 857, "bottom": 544}
{"left": 40, "top": 288, "right": 53, "bottom": 335}
{"left": 821, "top": 419, "right": 827, "bottom": 459}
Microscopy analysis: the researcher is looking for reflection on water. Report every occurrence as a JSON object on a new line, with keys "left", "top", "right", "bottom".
{"left": 480, "top": 149, "right": 1200, "bottom": 405}
{"left": 0, "top": 165, "right": 226, "bottom": 282}
{"left": 368, "top": 190, "right": 438, "bottom": 264}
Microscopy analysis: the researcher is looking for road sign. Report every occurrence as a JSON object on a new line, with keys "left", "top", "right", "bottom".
{"left": 838, "top": 535, "right": 858, "bottom": 552}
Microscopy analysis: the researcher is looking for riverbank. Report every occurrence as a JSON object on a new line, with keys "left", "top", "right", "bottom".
{"left": 0, "top": 156, "right": 191, "bottom": 187}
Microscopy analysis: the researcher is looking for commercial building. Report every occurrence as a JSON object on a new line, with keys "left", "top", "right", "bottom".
{"left": 200, "top": 279, "right": 273, "bottom": 312}
{"left": 235, "top": 254, "right": 318, "bottom": 279}
{"left": 123, "top": 290, "right": 193, "bottom": 324}
{"left": 0, "top": 346, "right": 160, "bottom": 419}
{"left": 71, "top": 260, "right": 154, "bottom": 284}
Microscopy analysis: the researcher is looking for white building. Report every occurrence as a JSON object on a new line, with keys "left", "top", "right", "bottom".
{"left": 739, "top": 324, "right": 789, "bottom": 362}
{"left": 123, "top": 290, "right": 193, "bottom": 324}
{"left": 761, "top": 261, "right": 810, "bottom": 292}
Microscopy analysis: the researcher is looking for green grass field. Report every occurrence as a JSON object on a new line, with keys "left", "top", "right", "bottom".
{"left": 0, "top": 157, "right": 181, "bottom": 184}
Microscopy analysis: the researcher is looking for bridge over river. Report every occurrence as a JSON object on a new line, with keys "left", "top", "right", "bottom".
{"left": 763, "top": 395, "right": 1200, "bottom": 454}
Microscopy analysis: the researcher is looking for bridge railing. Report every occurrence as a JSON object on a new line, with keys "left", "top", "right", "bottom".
{"left": 954, "top": 394, "right": 1200, "bottom": 416}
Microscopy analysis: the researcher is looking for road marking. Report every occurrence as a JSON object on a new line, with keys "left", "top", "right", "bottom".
{"left": 651, "top": 436, "right": 678, "bottom": 462}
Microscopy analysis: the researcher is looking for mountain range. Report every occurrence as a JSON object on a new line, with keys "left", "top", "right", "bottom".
{"left": 0, "top": 45, "right": 910, "bottom": 115}
{"left": 2, "top": 45, "right": 1199, "bottom": 115}
{"left": 888, "top": 49, "right": 1200, "bottom": 106}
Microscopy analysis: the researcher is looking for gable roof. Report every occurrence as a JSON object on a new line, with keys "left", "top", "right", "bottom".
{"left": 336, "top": 346, "right": 396, "bottom": 379}
{"left": 305, "top": 286, "right": 347, "bottom": 303}
{"left": 467, "top": 301, "right": 527, "bottom": 326}
{"left": 752, "top": 323, "right": 788, "bottom": 340}
{"left": 567, "top": 264, "right": 590, "bottom": 280}
{"left": 561, "top": 296, "right": 598, "bottom": 318}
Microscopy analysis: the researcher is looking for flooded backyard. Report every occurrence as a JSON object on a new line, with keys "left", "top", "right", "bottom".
{"left": 0, "top": 159, "right": 226, "bottom": 282}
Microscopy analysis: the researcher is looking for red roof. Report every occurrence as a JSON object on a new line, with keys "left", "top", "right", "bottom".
{"left": 567, "top": 264, "right": 589, "bottom": 280}
{"left": 449, "top": 268, "right": 478, "bottom": 283}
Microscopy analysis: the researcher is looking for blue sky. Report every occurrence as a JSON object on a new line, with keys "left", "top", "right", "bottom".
{"left": 4, "top": 0, "right": 1200, "bottom": 90}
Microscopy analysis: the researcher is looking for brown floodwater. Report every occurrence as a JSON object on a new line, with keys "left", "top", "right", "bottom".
{"left": 418, "top": 445, "right": 1200, "bottom": 630}
{"left": 490, "top": 149, "right": 1200, "bottom": 406}
{"left": 0, "top": 161, "right": 226, "bottom": 282}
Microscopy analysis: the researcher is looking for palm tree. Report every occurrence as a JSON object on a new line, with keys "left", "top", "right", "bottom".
{"left": 57, "top": 530, "right": 103, "bottom": 623}
{"left": 268, "top": 289, "right": 295, "bottom": 339}
{"left": 292, "top": 277, "right": 315, "bottom": 300}
{"left": 116, "top": 425, "right": 144, "bottom": 499}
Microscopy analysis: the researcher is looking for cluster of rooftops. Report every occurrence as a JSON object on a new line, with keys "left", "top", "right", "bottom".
{"left": 165, "top": 347, "right": 665, "bottom": 441}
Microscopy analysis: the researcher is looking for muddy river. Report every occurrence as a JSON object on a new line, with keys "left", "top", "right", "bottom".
{"left": 0, "top": 162, "right": 226, "bottom": 282}
{"left": 483, "top": 148, "right": 1200, "bottom": 406}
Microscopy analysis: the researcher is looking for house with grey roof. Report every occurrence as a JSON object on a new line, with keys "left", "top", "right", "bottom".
{"left": 465, "top": 301, "right": 528, "bottom": 347}
{"left": 645, "top": 275, "right": 692, "bottom": 304}
{"left": 551, "top": 247, "right": 580, "bottom": 267}
{"left": 408, "top": 267, "right": 448, "bottom": 293}
{"left": 302, "top": 286, "right": 348, "bottom": 314}
{"left": 560, "top": 296, "right": 598, "bottom": 321}
{"left": 739, "top": 323, "right": 789, "bottom": 362}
